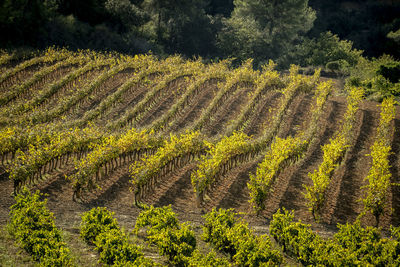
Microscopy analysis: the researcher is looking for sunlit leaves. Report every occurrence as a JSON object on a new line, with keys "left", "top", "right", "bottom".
{"left": 304, "top": 86, "right": 364, "bottom": 220}
{"left": 362, "top": 97, "right": 396, "bottom": 224}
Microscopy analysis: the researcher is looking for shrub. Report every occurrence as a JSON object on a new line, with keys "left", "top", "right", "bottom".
{"left": 346, "top": 55, "right": 400, "bottom": 99}
{"left": 8, "top": 188, "right": 73, "bottom": 266}
{"left": 80, "top": 207, "right": 119, "bottom": 244}
{"left": 203, "top": 208, "right": 283, "bottom": 266}
{"left": 81, "top": 207, "right": 155, "bottom": 266}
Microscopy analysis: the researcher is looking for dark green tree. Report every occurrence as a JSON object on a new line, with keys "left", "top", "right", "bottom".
{"left": 218, "top": 0, "right": 316, "bottom": 66}
{"left": 292, "top": 31, "right": 363, "bottom": 72}
{"left": 207, "top": 0, "right": 234, "bottom": 17}
{"left": 57, "top": 0, "right": 108, "bottom": 25}
{"left": 0, "top": 0, "right": 57, "bottom": 45}
{"left": 141, "top": 0, "right": 216, "bottom": 56}
{"left": 104, "top": 0, "right": 149, "bottom": 32}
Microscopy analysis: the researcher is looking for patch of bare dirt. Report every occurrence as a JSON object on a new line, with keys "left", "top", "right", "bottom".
{"left": 203, "top": 85, "right": 254, "bottom": 137}
{"left": 101, "top": 83, "right": 150, "bottom": 125}
{"left": 32, "top": 69, "right": 104, "bottom": 115}
{"left": 168, "top": 81, "right": 219, "bottom": 133}
{"left": 277, "top": 93, "right": 311, "bottom": 138}
{"left": 68, "top": 70, "right": 134, "bottom": 121}
{"left": 137, "top": 78, "right": 189, "bottom": 128}
{"left": 264, "top": 99, "right": 347, "bottom": 226}
{"left": 0, "top": 63, "right": 45, "bottom": 93}
{"left": 328, "top": 107, "right": 380, "bottom": 226}
{"left": 245, "top": 91, "right": 282, "bottom": 137}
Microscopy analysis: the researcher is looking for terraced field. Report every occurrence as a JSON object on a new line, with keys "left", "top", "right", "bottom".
{"left": 1, "top": 48, "right": 399, "bottom": 265}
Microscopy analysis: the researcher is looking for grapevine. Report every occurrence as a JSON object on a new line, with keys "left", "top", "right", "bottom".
{"left": 191, "top": 131, "right": 255, "bottom": 204}
{"left": 304, "top": 86, "right": 364, "bottom": 220}
{"left": 150, "top": 59, "right": 231, "bottom": 132}
{"left": 73, "top": 54, "right": 168, "bottom": 127}
{"left": 0, "top": 50, "right": 110, "bottom": 118}
{"left": 361, "top": 96, "right": 396, "bottom": 225}
{"left": 70, "top": 128, "right": 159, "bottom": 201}
{"left": 0, "top": 55, "right": 87, "bottom": 107}
{"left": 270, "top": 208, "right": 400, "bottom": 265}
{"left": 248, "top": 136, "right": 308, "bottom": 212}
{"left": 26, "top": 58, "right": 141, "bottom": 125}
{"left": 225, "top": 60, "right": 284, "bottom": 135}
{"left": 247, "top": 79, "right": 331, "bottom": 213}
{"left": 8, "top": 188, "right": 74, "bottom": 266}
{"left": 0, "top": 47, "right": 71, "bottom": 91}
{"left": 8, "top": 126, "right": 104, "bottom": 194}
{"left": 191, "top": 59, "right": 259, "bottom": 131}
{"left": 259, "top": 66, "right": 320, "bottom": 146}
{"left": 81, "top": 207, "right": 156, "bottom": 266}
{"left": 135, "top": 205, "right": 230, "bottom": 266}
{"left": 107, "top": 58, "right": 205, "bottom": 130}
{"left": 130, "top": 131, "right": 205, "bottom": 204}
{"left": 203, "top": 208, "right": 283, "bottom": 266}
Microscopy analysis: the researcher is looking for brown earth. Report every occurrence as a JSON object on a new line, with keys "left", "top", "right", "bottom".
{"left": 244, "top": 90, "right": 282, "bottom": 137}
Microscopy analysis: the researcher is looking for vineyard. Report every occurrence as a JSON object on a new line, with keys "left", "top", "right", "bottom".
{"left": 1, "top": 48, "right": 400, "bottom": 265}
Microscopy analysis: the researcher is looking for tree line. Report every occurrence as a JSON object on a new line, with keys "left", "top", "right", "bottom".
{"left": 0, "top": 0, "right": 399, "bottom": 71}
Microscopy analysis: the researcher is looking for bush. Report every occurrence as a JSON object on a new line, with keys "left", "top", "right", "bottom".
{"left": 80, "top": 207, "right": 119, "bottom": 244}
{"left": 94, "top": 229, "right": 145, "bottom": 265}
{"left": 134, "top": 205, "right": 179, "bottom": 237}
{"left": 135, "top": 206, "right": 196, "bottom": 266}
{"left": 188, "top": 250, "right": 230, "bottom": 267}
{"left": 151, "top": 223, "right": 196, "bottom": 266}
{"left": 8, "top": 188, "right": 73, "bottom": 266}
{"left": 135, "top": 205, "right": 228, "bottom": 266}
{"left": 326, "top": 59, "right": 350, "bottom": 73}
{"left": 80, "top": 207, "right": 155, "bottom": 266}
{"left": 377, "top": 62, "right": 400, "bottom": 83}
{"left": 270, "top": 208, "right": 400, "bottom": 266}
{"left": 203, "top": 208, "right": 283, "bottom": 266}
{"left": 291, "top": 31, "right": 362, "bottom": 73}
{"left": 346, "top": 55, "right": 400, "bottom": 99}
{"left": 42, "top": 15, "right": 151, "bottom": 54}
{"left": 202, "top": 208, "right": 236, "bottom": 254}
